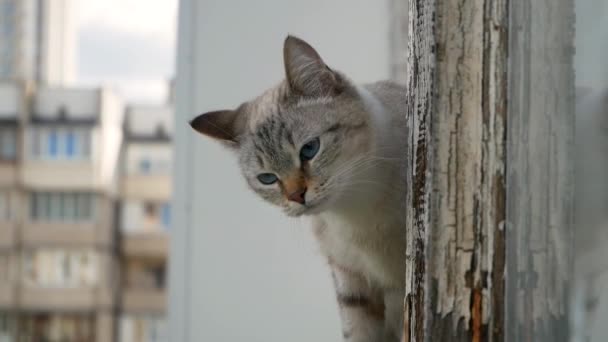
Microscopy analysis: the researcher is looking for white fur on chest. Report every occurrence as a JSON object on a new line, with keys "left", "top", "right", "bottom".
{"left": 311, "top": 84, "right": 406, "bottom": 290}
{"left": 314, "top": 207, "right": 405, "bottom": 290}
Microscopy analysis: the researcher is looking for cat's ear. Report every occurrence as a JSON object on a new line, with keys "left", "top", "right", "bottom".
{"left": 283, "top": 35, "right": 343, "bottom": 97}
{"left": 189, "top": 109, "right": 246, "bottom": 148}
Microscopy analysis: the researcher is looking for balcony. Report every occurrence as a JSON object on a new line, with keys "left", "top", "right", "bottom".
{"left": 122, "top": 288, "right": 166, "bottom": 314}
{"left": 21, "top": 222, "right": 112, "bottom": 247}
{"left": 21, "top": 196, "right": 114, "bottom": 247}
{"left": 33, "top": 87, "right": 100, "bottom": 123}
{"left": 121, "top": 254, "right": 166, "bottom": 314}
{"left": 21, "top": 161, "right": 99, "bottom": 190}
{"left": 19, "top": 287, "right": 114, "bottom": 311}
{"left": 17, "top": 313, "right": 97, "bottom": 342}
{"left": 122, "top": 175, "right": 172, "bottom": 201}
{"left": 122, "top": 232, "right": 169, "bottom": 259}
{"left": 25, "top": 86, "right": 124, "bottom": 193}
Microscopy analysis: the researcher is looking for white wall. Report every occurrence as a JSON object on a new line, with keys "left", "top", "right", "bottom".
{"left": 127, "top": 105, "right": 174, "bottom": 137}
{"left": 34, "top": 87, "right": 99, "bottom": 118}
{"left": 573, "top": 2, "right": 608, "bottom": 342}
{"left": 121, "top": 201, "right": 143, "bottom": 233}
{"left": 169, "top": 1, "right": 391, "bottom": 341}
{"left": 99, "top": 88, "right": 124, "bottom": 192}
{"left": 575, "top": 0, "right": 608, "bottom": 89}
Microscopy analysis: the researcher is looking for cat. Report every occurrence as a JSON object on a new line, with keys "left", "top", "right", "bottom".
{"left": 190, "top": 35, "right": 407, "bottom": 342}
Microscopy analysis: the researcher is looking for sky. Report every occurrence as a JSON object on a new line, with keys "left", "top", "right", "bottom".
{"left": 75, "top": 0, "right": 178, "bottom": 104}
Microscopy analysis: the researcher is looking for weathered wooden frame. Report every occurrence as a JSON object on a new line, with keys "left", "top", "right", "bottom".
{"left": 402, "top": 0, "right": 575, "bottom": 340}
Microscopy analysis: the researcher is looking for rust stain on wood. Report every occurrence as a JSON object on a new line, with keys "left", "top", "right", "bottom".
{"left": 471, "top": 287, "right": 483, "bottom": 342}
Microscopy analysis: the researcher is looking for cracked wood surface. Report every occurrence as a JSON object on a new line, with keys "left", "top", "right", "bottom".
{"left": 403, "top": 0, "right": 434, "bottom": 340}
{"left": 402, "top": 0, "right": 573, "bottom": 340}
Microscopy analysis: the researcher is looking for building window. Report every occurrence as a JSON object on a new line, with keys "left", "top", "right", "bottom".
{"left": 152, "top": 265, "right": 166, "bottom": 288}
{"left": 144, "top": 202, "right": 158, "bottom": 217}
{"left": 30, "top": 192, "right": 95, "bottom": 222}
{"left": 161, "top": 203, "right": 171, "bottom": 230}
{"left": 65, "top": 131, "right": 76, "bottom": 157}
{"left": 48, "top": 130, "right": 58, "bottom": 157}
{"left": 2, "top": 1, "right": 15, "bottom": 16}
{"left": 80, "top": 130, "right": 91, "bottom": 156}
{"left": 31, "top": 128, "right": 91, "bottom": 160}
{"left": 22, "top": 249, "right": 98, "bottom": 287}
{"left": 75, "top": 193, "right": 93, "bottom": 220}
{"left": 0, "top": 191, "right": 10, "bottom": 220}
{"left": 0, "top": 128, "right": 16, "bottom": 160}
{"left": 0, "top": 312, "right": 16, "bottom": 342}
{"left": 61, "top": 253, "right": 72, "bottom": 282}
{"left": 0, "top": 254, "right": 11, "bottom": 282}
{"left": 142, "top": 202, "right": 165, "bottom": 231}
{"left": 30, "top": 128, "right": 41, "bottom": 157}
{"left": 18, "top": 313, "right": 94, "bottom": 341}
{"left": 133, "top": 154, "right": 171, "bottom": 175}
{"left": 125, "top": 263, "right": 166, "bottom": 289}
{"left": 139, "top": 158, "right": 151, "bottom": 173}
{"left": 124, "top": 201, "right": 171, "bottom": 233}
{"left": 120, "top": 315, "right": 167, "bottom": 342}
{"left": 63, "top": 193, "right": 76, "bottom": 220}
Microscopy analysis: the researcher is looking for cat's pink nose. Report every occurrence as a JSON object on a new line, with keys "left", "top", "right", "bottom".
{"left": 287, "top": 187, "right": 307, "bottom": 204}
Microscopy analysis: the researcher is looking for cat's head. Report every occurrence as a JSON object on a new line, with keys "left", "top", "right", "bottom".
{"left": 190, "top": 36, "right": 375, "bottom": 217}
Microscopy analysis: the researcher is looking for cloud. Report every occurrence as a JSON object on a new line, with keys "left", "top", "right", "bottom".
{"left": 78, "top": 77, "right": 170, "bottom": 105}
{"left": 76, "top": 0, "right": 177, "bottom": 103}
{"left": 76, "top": 0, "right": 177, "bottom": 40}
{"left": 78, "top": 24, "right": 175, "bottom": 79}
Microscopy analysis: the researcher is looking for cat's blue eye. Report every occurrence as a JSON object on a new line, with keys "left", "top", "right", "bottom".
{"left": 257, "top": 173, "right": 278, "bottom": 185}
{"left": 300, "top": 137, "right": 320, "bottom": 161}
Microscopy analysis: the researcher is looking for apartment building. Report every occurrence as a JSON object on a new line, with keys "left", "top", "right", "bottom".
{"left": 0, "top": 82, "right": 22, "bottom": 342}
{"left": 0, "top": 82, "right": 124, "bottom": 341}
{"left": 118, "top": 105, "right": 172, "bottom": 342}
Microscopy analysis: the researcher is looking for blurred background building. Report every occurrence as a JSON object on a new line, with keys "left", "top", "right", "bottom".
{"left": 0, "top": 1, "right": 172, "bottom": 341}
{"left": 0, "top": 80, "right": 172, "bottom": 342}
{"left": 0, "top": 0, "right": 76, "bottom": 84}
{"left": 118, "top": 104, "right": 172, "bottom": 342}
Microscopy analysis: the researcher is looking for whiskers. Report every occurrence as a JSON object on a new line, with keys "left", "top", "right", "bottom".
{"left": 282, "top": 152, "right": 403, "bottom": 216}
{"left": 319, "top": 153, "right": 402, "bottom": 202}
